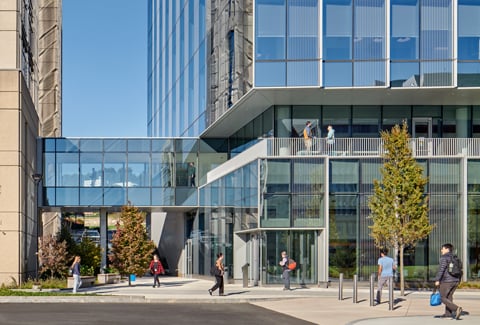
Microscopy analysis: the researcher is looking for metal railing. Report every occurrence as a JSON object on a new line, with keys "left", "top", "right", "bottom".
{"left": 267, "top": 137, "right": 480, "bottom": 158}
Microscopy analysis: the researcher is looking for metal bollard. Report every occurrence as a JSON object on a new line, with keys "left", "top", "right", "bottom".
{"left": 353, "top": 274, "right": 358, "bottom": 303}
{"left": 338, "top": 273, "right": 344, "bottom": 300}
{"left": 370, "top": 273, "right": 375, "bottom": 306}
{"left": 388, "top": 276, "right": 394, "bottom": 311}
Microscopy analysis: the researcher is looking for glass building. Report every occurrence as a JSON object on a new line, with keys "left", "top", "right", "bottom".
{"left": 35, "top": 0, "right": 480, "bottom": 287}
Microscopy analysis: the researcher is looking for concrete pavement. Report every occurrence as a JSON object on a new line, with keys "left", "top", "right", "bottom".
{"left": 1, "top": 276, "right": 479, "bottom": 325}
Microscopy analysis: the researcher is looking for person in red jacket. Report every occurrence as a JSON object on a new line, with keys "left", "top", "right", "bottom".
{"left": 149, "top": 254, "right": 165, "bottom": 288}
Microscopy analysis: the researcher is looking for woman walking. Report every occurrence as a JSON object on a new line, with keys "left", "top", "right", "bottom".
{"left": 208, "top": 253, "right": 225, "bottom": 296}
{"left": 71, "top": 256, "right": 82, "bottom": 293}
{"left": 149, "top": 254, "right": 165, "bottom": 288}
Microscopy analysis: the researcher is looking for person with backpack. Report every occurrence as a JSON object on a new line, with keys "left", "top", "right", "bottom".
{"left": 434, "top": 243, "right": 463, "bottom": 320}
{"left": 208, "top": 253, "right": 225, "bottom": 296}
{"left": 279, "top": 251, "right": 291, "bottom": 291}
{"left": 149, "top": 254, "right": 165, "bottom": 288}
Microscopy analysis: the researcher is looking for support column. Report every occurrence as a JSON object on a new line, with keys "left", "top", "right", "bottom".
{"left": 100, "top": 208, "right": 108, "bottom": 271}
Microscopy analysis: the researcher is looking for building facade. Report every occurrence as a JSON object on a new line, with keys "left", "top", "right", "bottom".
{"left": 0, "top": 0, "right": 62, "bottom": 285}
{"left": 144, "top": 0, "right": 480, "bottom": 285}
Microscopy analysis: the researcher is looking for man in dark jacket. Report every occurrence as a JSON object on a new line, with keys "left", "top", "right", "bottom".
{"left": 434, "top": 243, "right": 462, "bottom": 320}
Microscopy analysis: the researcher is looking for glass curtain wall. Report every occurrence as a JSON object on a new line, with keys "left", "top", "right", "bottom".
{"left": 458, "top": 0, "right": 480, "bottom": 87}
{"left": 323, "top": 0, "right": 386, "bottom": 87}
{"left": 468, "top": 160, "right": 480, "bottom": 279}
{"left": 148, "top": 0, "right": 207, "bottom": 137}
{"left": 255, "top": 0, "right": 320, "bottom": 87}
{"left": 391, "top": 0, "right": 453, "bottom": 87}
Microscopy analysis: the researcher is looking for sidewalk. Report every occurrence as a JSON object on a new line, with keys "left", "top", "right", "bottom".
{"left": 1, "top": 276, "right": 479, "bottom": 325}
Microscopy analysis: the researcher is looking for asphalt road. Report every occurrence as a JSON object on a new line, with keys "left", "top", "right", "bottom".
{"left": 0, "top": 303, "right": 316, "bottom": 325}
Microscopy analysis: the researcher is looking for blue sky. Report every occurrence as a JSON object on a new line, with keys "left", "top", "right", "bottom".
{"left": 62, "top": 0, "right": 147, "bottom": 137}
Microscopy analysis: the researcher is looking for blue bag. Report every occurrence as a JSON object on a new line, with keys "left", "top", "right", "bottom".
{"left": 430, "top": 288, "right": 441, "bottom": 306}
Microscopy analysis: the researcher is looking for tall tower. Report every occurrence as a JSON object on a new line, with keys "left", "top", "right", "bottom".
{"left": 0, "top": 0, "right": 62, "bottom": 285}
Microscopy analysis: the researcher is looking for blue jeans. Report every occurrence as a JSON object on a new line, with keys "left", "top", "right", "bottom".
{"left": 73, "top": 274, "right": 82, "bottom": 293}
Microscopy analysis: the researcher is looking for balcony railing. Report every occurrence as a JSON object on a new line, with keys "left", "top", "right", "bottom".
{"left": 267, "top": 138, "right": 480, "bottom": 157}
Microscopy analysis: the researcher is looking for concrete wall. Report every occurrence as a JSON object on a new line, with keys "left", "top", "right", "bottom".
{"left": 151, "top": 211, "right": 185, "bottom": 276}
{"left": 0, "top": 71, "right": 39, "bottom": 285}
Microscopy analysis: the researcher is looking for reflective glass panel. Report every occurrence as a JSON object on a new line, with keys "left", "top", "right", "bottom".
{"left": 353, "top": 61, "right": 386, "bottom": 86}
{"left": 323, "top": 0, "right": 353, "bottom": 60}
{"left": 104, "top": 153, "right": 127, "bottom": 187}
{"left": 261, "top": 194, "right": 290, "bottom": 227}
{"left": 287, "top": 61, "right": 319, "bottom": 86}
{"left": 80, "top": 188, "right": 103, "bottom": 206}
{"left": 80, "top": 153, "right": 102, "bottom": 187}
{"left": 324, "top": 62, "right": 352, "bottom": 87}
{"left": 287, "top": 0, "right": 319, "bottom": 60}
{"left": 56, "top": 153, "right": 79, "bottom": 187}
{"left": 128, "top": 188, "right": 151, "bottom": 206}
{"left": 458, "top": 0, "right": 480, "bottom": 60}
{"left": 128, "top": 153, "right": 150, "bottom": 187}
{"left": 458, "top": 63, "right": 480, "bottom": 87}
{"left": 391, "top": 0, "right": 419, "bottom": 60}
{"left": 354, "top": 0, "right": 385, "bottom": 60}
{"left": 152, "top": 188, "right": 175, "bottom": 206}
{"left": 390, "top": 62, "right": 420, "bottom": 87}
{"left": 256, "top": 0, "right": 286, "bottom": 60}
{"left": 255, "top": 62, "right": 286, "bottom": 87}
{"left": 420, "top": 0, "right": 452, "bottom": 60}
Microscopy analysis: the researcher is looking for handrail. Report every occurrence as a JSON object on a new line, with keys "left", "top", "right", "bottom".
{"left": 266, "top": 138, "right": 480, "bottom": 157}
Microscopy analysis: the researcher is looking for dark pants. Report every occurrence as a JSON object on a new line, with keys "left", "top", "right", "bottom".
{"left": 282, "top": 269, "right": 290, "bottom": 289}
{"left": 439, "top": 281, "right": 459, "bottom": 316}
{"left": 153, "top": 273, "right": 161, "bottom": 287}
{"left": 210, "top": 275, "right": 224, "bottom": 295}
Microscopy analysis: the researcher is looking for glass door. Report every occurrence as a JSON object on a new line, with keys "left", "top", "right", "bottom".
{"left": 262, "top": 230, "right": 317, "bottom": 285}
{"left": 412, "top": 118, "right": 433, "bottom": 155}
{"left": 412, "top": 118, "right": 432, "bottom": 138}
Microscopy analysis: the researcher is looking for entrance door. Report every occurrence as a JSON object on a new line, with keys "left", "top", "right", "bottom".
{"left": 412, "top": 118, "right": 432, "bottom": 138}
{"left": 412, "top": 118, "right": 433, "bottom": 156}
{"left": 261, "top": 230, "right": 317, "bottom": 285}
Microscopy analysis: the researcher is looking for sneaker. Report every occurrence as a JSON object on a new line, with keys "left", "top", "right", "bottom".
{"left": 455, "top": 307, "right": 462, "bottom": 320}
{"left": 208, "top": 289, "right": 212, "bottom": 296}
{"left": 152, "top": 285, "right": 156, "bottom": 288}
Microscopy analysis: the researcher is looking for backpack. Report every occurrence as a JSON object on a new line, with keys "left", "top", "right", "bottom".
{"left": 448, "top": 255, "right": 463, "bottom": 278}
{"left": 288, "top": 258, "right": 296, "bottom": 271}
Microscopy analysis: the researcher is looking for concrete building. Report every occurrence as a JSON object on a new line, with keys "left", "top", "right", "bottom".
{"left": 0, "top": 0, "right": 61, "bottom": 285}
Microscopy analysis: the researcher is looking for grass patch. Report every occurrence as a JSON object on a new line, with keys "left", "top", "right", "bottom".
{"left": 0, "top": 288, "right": 96, "bottom": 296}
{"left": 459, "top": 281, "right": 480, "bottom": 289}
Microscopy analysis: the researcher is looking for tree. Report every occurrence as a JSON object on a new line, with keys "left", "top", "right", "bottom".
{"left": 368, "top": 122, "right": 434, "bottom": 295}
{"left": 38, "top": 234, "right": 69, "bottom": 279}
{"left": 108, "top": 204, "right": 156, "bottom": 285}
{"left": 75, "top": 238, "right": 102, "bottom": 275}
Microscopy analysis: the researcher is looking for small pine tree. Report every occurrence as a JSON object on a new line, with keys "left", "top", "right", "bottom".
{"left": 108, "top": 204, "right": 155, "bottom": 285}
{"left": 368, "top": 122, "right": 434, "bottom": 295}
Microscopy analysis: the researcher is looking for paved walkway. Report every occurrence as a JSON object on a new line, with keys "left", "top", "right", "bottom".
{"left": 2, "top": 276, "right": 479, "bottom": 325}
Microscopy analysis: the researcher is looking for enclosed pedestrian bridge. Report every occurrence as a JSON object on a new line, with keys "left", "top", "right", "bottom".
{"left": 38, "top": 137, "right": 480, "bottom": 210}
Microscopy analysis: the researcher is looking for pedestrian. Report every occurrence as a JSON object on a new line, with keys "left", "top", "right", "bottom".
{"left": 279, "top": 251, "right": 291, "bottom": 291}
{"left": 326, "top": 125, "right": 335, "bottom": 154}
{"left": 149, "top": 254, "right": 165, "bottom": 288}
{"left": 434, "top": 243, "right": 463, "bottom": 320}
{"left": 188, "top": 162, "right": 196, "bottom": 187}
{"left": 71, "top": 255, "right": 82, "bottom": 293}
{"left": 208, "top": 253, "right": 225, "bottom": 296}
{"left": 376, "top": 248, "right": 396, "bottom": 304}
{"left": 303, "top": 121, "right": 313, "bottom": 152}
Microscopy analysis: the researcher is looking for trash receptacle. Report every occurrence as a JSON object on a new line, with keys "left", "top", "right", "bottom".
{"left": 242, "top": 263, "right": 250, "bottom": 288}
